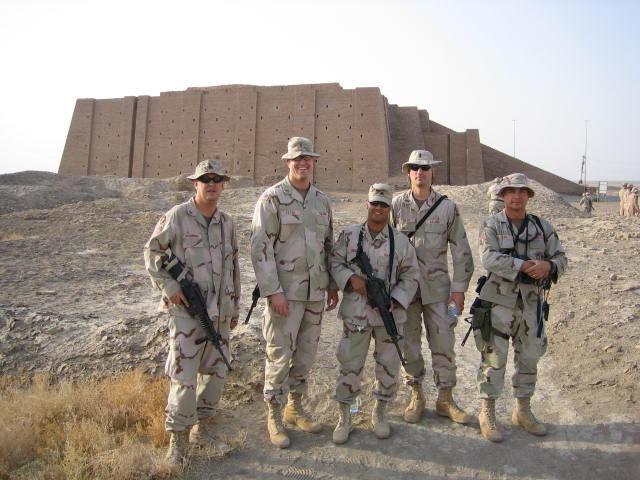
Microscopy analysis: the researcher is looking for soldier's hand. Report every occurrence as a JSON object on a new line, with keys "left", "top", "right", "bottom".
{"left": 169, "top": 290, "right": 190, "bottom": 307}
{"left": 523, "top": 260, "right": 552, "bottom": 280}
{"left": 269, "top": 293, "right": 289, "bottom": 317}
{"left": 349, "top": 275, "right": 367, "bottom": 297}
{"left": 230, "top": 317, "right": 238, "bottom": 330}
{"left": 448, "top": 292, "right": 465, "bottom": 312}
{"left": 520, "top": 260, "right": 536, "bottom": 272}
{"left": 326, "top": 289, "right": 339, "bottom": 311}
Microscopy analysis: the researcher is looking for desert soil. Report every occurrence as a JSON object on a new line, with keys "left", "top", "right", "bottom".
{"left": 0, "top": 171, "right": 638, "bottom": 479}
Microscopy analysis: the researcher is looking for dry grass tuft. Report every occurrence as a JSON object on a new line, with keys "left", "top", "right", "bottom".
{"left": 0, "top": 371, "right": 172, "bottom": 479}
{"left": 0, "top": 232, "right": 25, "bottom": 242}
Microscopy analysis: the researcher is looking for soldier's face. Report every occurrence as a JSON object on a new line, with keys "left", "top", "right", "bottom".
{"left": 408, "top": 165, "right": 433, "bottom": 189}
{"left": 193, "top": 175, "right": 225, "bottom": 203}
{"left": 367, "top": 201, "right": 390, "bottom": 224}
{"left": 287, "top": 156, "right": 314, "bottom": 183}
{"left": 501, "top": 187, "right": 531, "bottom": 211}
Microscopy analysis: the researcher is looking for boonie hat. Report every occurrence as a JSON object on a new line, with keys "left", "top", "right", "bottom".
{"left": 281, "top": 137, "right": 320, "bottom": 160}
{"left": 402, "top": 150, "right": 442, "bottom": 173}
{"left": 497, "top": 173, "right": 535, "bottom": 197}
{"left": 368, "top": 183, "right": 393, "bottom": 206}
{"left": 187, "top": 159, "right": 230, "bottom": 181}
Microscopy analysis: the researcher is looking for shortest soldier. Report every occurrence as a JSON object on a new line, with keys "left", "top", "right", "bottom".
{"left": 329, "top": 184, "right": 419, "bottom": 444}
{"left": 579, "top": 192, "right": 594, "bottom": 216}
{"left": 475, "top": 173, "right": 567, "bottom": 442}
{"left": 144, "top": 160, "right": 240, "bottom": 467}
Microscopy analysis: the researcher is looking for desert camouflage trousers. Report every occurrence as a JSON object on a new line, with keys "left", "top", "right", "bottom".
{"left": 335, "top": 322, "right": 405, "bottom": 403}
{"left": 402, "top": 300, "right": 458, "bottom": 389}
{"left": 164, "top": 310, "right": 231, "bottom": 432}
{"left": 489, "top": 200, "right": 505, "bottom": 214}
{"left": 475, "top": 295, "right": 548, "bottom": 399}
{"left": 263, "top": 299, "right": 325, "bottom": 404}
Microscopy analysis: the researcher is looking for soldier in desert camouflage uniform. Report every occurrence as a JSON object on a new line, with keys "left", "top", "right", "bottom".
{"left": 250, "top": 137, "right": 339, "bottom": 449}
{"left": 475, "top": 173, "right": 567, "bottom": 442}
{"left": 329, "top": 184, "right": 419, "bottom": 444}
{"left": 579, "top": 192, "right": 594, "bottom": 217}
{"left": 618, "top": 183, "right": 628, "bottom": 216}
{"left": 487, "top": 177, "right": 505, "bottom": 214}
{"left": 628, "top": 187, "right": 640, "bottom": 217}
{"left": 390, "top": 150, "right": 474, "bottom": 425}
{"left": 144, "top": 159, "right": 241, "bottom": 467}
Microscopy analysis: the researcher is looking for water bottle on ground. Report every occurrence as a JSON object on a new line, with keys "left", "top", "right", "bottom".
{"left": 350, "top": 396, "right": 362, "bottom": 415}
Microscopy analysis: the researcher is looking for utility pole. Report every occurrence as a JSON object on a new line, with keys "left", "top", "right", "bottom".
{"left": 581, "top": 120, "right": 588, "bottom": 191}
{"left": 512, "top": 119, "right": 516, "bottom": 158}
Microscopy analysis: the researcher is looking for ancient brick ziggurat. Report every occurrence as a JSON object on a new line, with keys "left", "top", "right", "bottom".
{"left": 59, "top": 83, "right": 580, "bottom": 194}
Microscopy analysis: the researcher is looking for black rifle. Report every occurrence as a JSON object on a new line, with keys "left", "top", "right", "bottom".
{"left": 162, "top": 253, "right": 232, "bottom": 371}
{"left": 243, "top": 285, "right": 261, "bottom": 324}
{"left": 352, "top": 248, "right": 406, "bottom": 366}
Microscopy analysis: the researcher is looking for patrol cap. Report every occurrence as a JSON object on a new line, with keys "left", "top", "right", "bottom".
{"left": 497, "top": 173, "right": 535, "bottom": 197}
{"left": 187, "top": 159, "right": 230, "bottom": 181}
{"left": 281, "top": 136, "right": 320, "bottom": 160}
{"left": 402, "top": 150, "right": 442, "bottom": 173}
{"left": 368, "top": 183, "right": 393, "bottom": 206}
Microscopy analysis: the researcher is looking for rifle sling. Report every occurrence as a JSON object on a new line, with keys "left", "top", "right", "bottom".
{"left": 407, "top": 195, "right": 448, "bottom": 239}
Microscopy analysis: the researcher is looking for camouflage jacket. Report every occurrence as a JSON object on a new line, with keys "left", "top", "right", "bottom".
{"left": 391, "top": 189, "right": 474, "bottom": 304}
{"left": 144, "top": 197, "right": 241, "bottom": 320}
{"left": 478, "top": 210, "right": 568, "bottom": 309}
{"left": 250, "top": 176, "right": 335, "bottom": 302}
{"left": 330, "top": 224, "right": 419, "bottom": 327}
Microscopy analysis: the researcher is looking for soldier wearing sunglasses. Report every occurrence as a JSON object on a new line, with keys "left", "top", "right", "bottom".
{"left": 391, "top": 150, "right": 474, "bottom": 426}
{"left": 144, "top": 159, "right": 241, "bottom": 467}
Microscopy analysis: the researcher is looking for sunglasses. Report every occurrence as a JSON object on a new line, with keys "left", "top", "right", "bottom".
{"left": 369, "top": 201, "right": 390, "bottom": 208}
{"left": 197, "top": 175, "right": 225, "bottom": 184}
{"left": 409, "top": 165, "right": 431, "bottom": 172}
{"left": 290, "top": 156, "right": 314, "bottom": 162}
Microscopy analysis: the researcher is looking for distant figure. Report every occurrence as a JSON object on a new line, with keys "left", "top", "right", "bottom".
{"left": 629, "top": 188, "right": 640, "bottom": 217}
{"left": 624, "top": 184, "right": 634, "bottom": 216}
{"left": 619, "top": 183, "right": 628, "bottom": 216}
{"left": 487, "top": 177, "right": 505, "bottom": 214}
{"left": 579, "top": 192, "right": 594, "bottom": 216}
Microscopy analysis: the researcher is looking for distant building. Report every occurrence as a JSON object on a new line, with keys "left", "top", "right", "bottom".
{"left": 59, "top": 83, "right": 580, "bottom": 193}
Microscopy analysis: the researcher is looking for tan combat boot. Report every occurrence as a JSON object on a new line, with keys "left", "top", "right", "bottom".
{"left": 403, "top": 383, "right": 426, "bottom": 423}
{"left": 165, "top": 430, "right": 189, "bottom": 467}
{"left": 332, "top": 402, "right": 352, "bottom": 444}
{"left": 189, "top": 417, "right": 232, "bottom": 454}
{"left": 266, "top": 400, "right": 291, "bottom": 448}
{"left": 512, "top": 397, "right": 547, "bottom": 436}
{"left": 284, "top": 392, "right": 323, "bottom": 433}
{"left": 371, "top": 399, "right": 391, "bottom": 439}
{"left": 478, "top": 398, "right": 503, "bottom": 443}
{"left": 435, "top": 387, "right": 472, "bottom": 424}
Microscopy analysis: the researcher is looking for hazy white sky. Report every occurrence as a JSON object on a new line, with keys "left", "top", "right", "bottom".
{"left": 1, "top": 0, "right": 638, "bottom": 182}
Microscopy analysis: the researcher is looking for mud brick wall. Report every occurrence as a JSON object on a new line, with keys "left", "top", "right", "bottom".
{"left": 59, "top": 83, "right": 581, "bottom": 194}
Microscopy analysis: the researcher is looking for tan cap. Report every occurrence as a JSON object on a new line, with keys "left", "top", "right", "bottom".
{"left": 187, "top": 159, "right": 230, "bottom": 181}
{"left": 281, "top": 136, "right": 320, "bottom": 160}
{"left": 402, "top": 150, "right": 442, "bottom": 173}
{"left": 368, "top": 183, "right": 393, "bottom": 206}
{"left": 497, "top": 173, "right": 535, "bottom": 197}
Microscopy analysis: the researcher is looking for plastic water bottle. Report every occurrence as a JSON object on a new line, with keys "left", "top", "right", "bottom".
{"left": 447, "top": 301, "right": 460, "bottom": 318}
{"left": 350, "top": 396, "right": 362, "bottom": 415}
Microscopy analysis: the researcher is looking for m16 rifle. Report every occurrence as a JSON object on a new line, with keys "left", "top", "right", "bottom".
{"left": 352, "top": 245, "right": 406, "bottom": 366}
{"left": 162, "top": 253, "right": 232, "bottom": 371}
{"left": 243, "top": 285, "right": 261, "bottom": 324}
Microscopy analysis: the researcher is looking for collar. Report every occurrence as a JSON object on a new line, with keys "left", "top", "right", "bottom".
{"left": 282, "top": 175, "right": 315, "bottom": 203}
{"left": 186, "top": 197, "right": 222, "bottom": 227}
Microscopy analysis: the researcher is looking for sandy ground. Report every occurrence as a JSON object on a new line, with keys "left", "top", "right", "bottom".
{"left": 0, "top": 171, "right": 638, "bottom": 479}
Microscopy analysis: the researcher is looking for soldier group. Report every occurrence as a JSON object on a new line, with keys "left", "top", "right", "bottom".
{"left": 144, "top": 137, "right": 567, "bottom": 467}
{"left": 619, "top": 183, "right": 640, "bottom": 217}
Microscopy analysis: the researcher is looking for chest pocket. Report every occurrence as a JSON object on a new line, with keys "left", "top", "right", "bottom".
{"left": 422, "top": 223, "right": 447, "bottom": 248}
{"left": 278, "top": 209, "right": 303, "bottom": 243}
{"left": 396, "top": 222, "right": 416, "bottom": 236}
{"left": 182, "top": 234, "right": 212, "bottom": 275}
{"left": 315, "top": 209, "right": 330, "bottom": 238}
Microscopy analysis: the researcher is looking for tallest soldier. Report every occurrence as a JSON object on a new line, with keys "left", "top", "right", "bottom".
{"left": 251, "top": 137, "right": 338, "bottom": 449}
{"left": 391, "top": 150, "right": 474, "bottom": 425}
